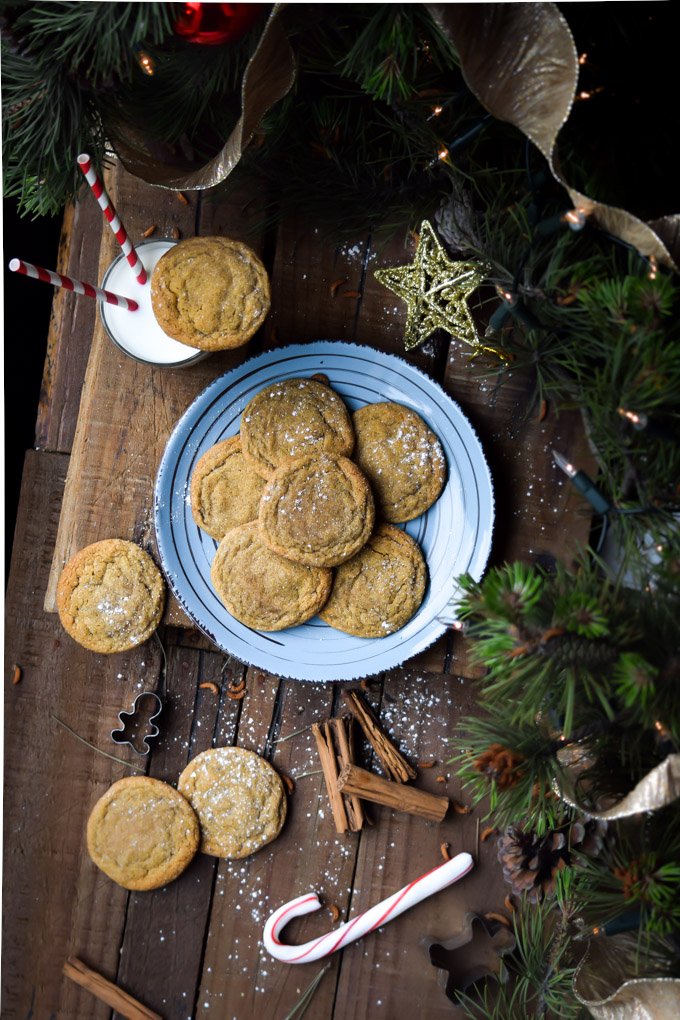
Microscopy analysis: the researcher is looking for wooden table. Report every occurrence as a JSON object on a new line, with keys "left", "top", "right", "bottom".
{"left": 3, "top": 159, "right": 595, "bottom": 1019}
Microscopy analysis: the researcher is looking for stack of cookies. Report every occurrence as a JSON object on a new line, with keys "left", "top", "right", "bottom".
{"left": 191, "top": 376, "right": 446, "bottom": 637}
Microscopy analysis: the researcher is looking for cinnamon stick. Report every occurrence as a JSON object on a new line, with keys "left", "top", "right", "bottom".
{"left": 337, "top": 764, "right": 449, "bottom": 822}
{"left": 63, "top": 956, "right": 162, "bottom": 1020}
{"left": 341, "top": 689, "right": 417, "bottom": 782}
{"left": 329, "top": 717, "right": 365, "bottom": 831}
{"left": 312, "top": 722, "right": 349, "bottom": 833}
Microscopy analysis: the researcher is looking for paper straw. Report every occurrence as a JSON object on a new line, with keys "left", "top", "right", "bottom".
{"left": 9, "top": 258, "right": 138, "bottom": 311}
{"left": 263, "top": 851, "right": 474, "bottom": 964}
{"left": 77, "top": 153, "right": 147, "bottom": 284}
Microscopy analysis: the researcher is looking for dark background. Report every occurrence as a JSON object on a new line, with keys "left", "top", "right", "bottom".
{"left": 3, "top": 199, "right": 61, "bottom": 578}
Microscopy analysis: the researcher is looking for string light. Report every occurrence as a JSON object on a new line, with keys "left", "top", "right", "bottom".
{"left": 432, "top": 105, "right": 443, "bottom": 117}
{"left": 551, "top": 449, "right": 612, "bottom": 514}
{"left": 648, "top": 255, "right": 658, "bottom": 280}
{"left": 495, "top": 284, "right": 517, "bottom": 306}
{"left": 577, "top": 87, "right": 604, "bottom": 101}
{"left": 617, "top": 406, "right": 646, "bottom": 430}
{"left": 617, "top": 406, "right": 675, "bottom": 441}
{"left": 562, "top": 208, "right": 588, "bottom": 231}
{"left": 578, "top": 52, "right": 588, "bottom": 65}
{"left": 437, "top": 147, "right": 450, "bottom": 163}
{"left": 135, "top": 49, "right": 155, "bottom": 76}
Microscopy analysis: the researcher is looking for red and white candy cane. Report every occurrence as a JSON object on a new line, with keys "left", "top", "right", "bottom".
{"left": 263, "top": 851, "right": 474, "bottom": 964}
{"left": 77, "top": 153, "right": 147, "bottom": 285}
{"left": 9, "top": 258, "right": 138, "bottom": 311}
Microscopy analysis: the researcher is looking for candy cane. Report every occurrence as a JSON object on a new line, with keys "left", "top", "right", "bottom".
{"left": 77, "top": 153, "right": 147, "bottom": 285}
{"left": 263, "top": 851, "right": 474, "bottom": 963}
{"left": 9, "top": 258, "right": 138, "bottom": 311}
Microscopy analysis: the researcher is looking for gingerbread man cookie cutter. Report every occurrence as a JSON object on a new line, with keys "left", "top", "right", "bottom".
{"left": 111, "top": 691, "right": 163, "bottom": 756}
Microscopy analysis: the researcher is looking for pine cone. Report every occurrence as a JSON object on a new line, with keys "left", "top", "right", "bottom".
{"left": 473, "top": 743, "right": 524, "bottom": 790}
{"left": 497, "top": 819, "right": 607, "bottom": 901}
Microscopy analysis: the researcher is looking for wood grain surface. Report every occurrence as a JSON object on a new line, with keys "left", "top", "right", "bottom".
{"left": 3, "top": 157, "right": 597, "bottom": 1019}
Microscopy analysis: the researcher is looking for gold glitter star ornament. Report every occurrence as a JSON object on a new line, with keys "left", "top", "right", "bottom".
{"left": 374, "top": 220, "right": 487, "bottom": 352}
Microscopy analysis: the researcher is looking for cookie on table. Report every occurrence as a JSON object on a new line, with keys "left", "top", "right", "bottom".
{"left": 190, "top": 435, "right": 266, "bottom": 540}
{"left": 240, "top": 377, "right": 354, "bottom": 479}
{"left": 210, "top": 521, "right": 332, "bottom": 631}
{"left": 87, "top": 776, "right": 199, "bottom": 890}
{"left": 178, "top": 747, "right": 287, "bottom": 859}
{"left": 352, "top": 402, "right": 446, "bottom": 522}
{"left": 150, "top": 235, "right": 270, "bottom": 351}
{"left": 56, "top": 538, "right": 165, "bottom": 653}
{"left": 258, "top": 452, "right": 375, "bottom": 568}
{"left": 319, "top": 523, "right": 427, "bottom": 637}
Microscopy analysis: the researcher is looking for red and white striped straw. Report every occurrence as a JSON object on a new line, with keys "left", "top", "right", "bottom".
{"left": 9, "top": 258, "right": 139, "bottom": 311}
{"left": 77, "top": 153, "right": 147, "bottom": 285}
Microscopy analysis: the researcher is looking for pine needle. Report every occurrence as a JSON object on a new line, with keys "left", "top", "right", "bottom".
{"left": 283, "top": 963, "right": 331, "bottom": 1020}
{"left": 51, "top": 714, "right": 146, "bottom": 774}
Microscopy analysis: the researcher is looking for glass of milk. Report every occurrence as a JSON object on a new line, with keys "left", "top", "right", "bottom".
{"left": 98, "top": 239, "right": 208, "bottom": 367}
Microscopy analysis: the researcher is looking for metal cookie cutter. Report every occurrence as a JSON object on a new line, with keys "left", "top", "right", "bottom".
{"left": 111, "top": 691, "right": 163, "bottom": 756}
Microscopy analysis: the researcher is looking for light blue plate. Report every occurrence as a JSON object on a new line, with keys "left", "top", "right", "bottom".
{"left": 154, "top": 342, "right": 494, "bottom": 681}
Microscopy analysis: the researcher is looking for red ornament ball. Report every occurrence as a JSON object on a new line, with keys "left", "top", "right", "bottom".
{"left": 174, "top": 3, "right": 262, "bottom": 45}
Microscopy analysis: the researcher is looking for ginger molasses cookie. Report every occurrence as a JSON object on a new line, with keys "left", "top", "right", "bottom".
{"left": 240, "top": 377, "right": 354, "bottom": 479}
{"left": 190, "top": 435, "right": 266, "bottom": 540}
{"left": 150, "top": 235, "right": 270, "bottom": 351}
{"left": 210, "top": 521, "right": 332, "bottom": 631}
{"left": 319, "top": 523, "right": 427, "bottom": 637}
{"left": 56, "top": 539, "right": 165, "bottom": 653}
{"left": 87, "top": 776, "right": 199, "bottom": 890}
{"left": 258, "top": 453, "right": 375, "bottom": 568}
{"left": 352, "top": 402, "right": 446, "bottom": 522}
{"left": 178, "top": 747, "right": 286, "bottom": 859}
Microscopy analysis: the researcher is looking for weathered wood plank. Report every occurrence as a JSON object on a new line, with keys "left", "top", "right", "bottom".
{"left": 268, "top": 221, "right": 368, "bottom": 346}
{"left": 194, "top": 676, "right": 362, "bottom": 1020}
{"left": 35, "top": 198, "right": 102, "bottom": 454}
{"left": 113, "top": 649, "right": 244, "bottom": 1020}
{"left": 43, "top": 162, "right": 271, "bottom": 621}
{"left": 333, "top": 668, "right": 507, "bottom": 1020}
{"left": 2, "top": 450, "right": 165, "bottom": 1019}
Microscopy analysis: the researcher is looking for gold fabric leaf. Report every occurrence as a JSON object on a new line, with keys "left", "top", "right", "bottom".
{"left": 428, "top": 2, "right": 679, "bottom": 270}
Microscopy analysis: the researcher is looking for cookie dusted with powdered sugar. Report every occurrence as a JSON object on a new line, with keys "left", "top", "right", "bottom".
{"left": 56, "top": 539, "right": 165, "bottom": 653}
{"left": 352, "top": 402, "right": 446, "bottom": 522}
{"left": 319, "top": 523, "right": 427, "bottom": 637}
{"left": 190, "top": 435, "right": 266, "bottom": 540}
{"left": 258, "top": 452, "right": 375, "bottom": 568}
{"left": 240, "top": 377, "right": 354, "bottom": 478}
{"left": 87, "top": 777, "right": 200, "bottom": 890}
{"left": 151, "top": 235, "right": 270, "bottom": 350}
{"left": 178, "top": 747, "right": 287, "bottom": 859}
{"left": 210, "top": 521, "right": 332, "bottom": 631}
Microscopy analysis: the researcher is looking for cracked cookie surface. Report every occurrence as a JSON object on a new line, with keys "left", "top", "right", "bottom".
{"left": 151, "top": 235, "right": 270, "bottom": 350}
{"left": 178, "top": 747, "right": 286, "bottom": 859}
{"left": 319, "top": 523, "right": 427, "bottom": 637}
{"left": 352, "top": 402, "right": 446, "bottom": 522}
{"left": 87, "top": 776, "right": 200, "bottom": 890}
{"left": 190, "top": 435, "right": 266, "bottom": 540}
{"left": 210, "top": 521, "right": 332, "bottom": 630}
{"left": 240, "top": 377, "right": 354, "bottom": 478}
{"left": 56, "top": 538, "right": 165, "bottom": 653}
{"left": 258, "top": 453, "right": 375, "bottom": 567}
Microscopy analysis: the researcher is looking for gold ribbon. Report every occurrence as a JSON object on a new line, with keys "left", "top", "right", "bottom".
{"left": 556, "top": 748, "right": 680, "bottom": 820}
{"left": 106, "top": 4, "right": 296, "bottom": 191}
{"left": 427, "top": 2, "right": 680, "bottom": 270}
{"left": 573, "top": 934, "right": 680, "bottom": 1019}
